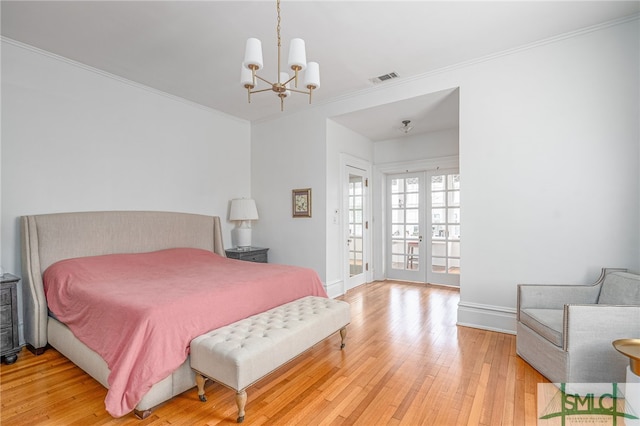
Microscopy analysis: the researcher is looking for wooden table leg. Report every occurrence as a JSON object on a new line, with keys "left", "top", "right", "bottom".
{"left": 196, "top": 374, "right": 208, "bottom": 402}
{"left": 236, "top": 390, "right": 247, "bottom": 423}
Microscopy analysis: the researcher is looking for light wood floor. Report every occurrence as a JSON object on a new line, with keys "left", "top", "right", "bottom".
{"left": 1, "top": 280, "right": 548, "bottom": 425}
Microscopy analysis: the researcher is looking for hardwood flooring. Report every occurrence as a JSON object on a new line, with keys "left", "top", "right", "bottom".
{"left": 1, "top": 280, "right": 548, "bottom": 425}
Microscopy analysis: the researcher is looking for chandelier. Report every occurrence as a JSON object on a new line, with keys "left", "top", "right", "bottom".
{"left": 240, "top": 0, "right": 320, "bottom": 111}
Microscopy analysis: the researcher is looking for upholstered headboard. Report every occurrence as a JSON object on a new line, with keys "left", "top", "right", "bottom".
{"left": 20, "top": 211, "right": 225, "bottom": 351}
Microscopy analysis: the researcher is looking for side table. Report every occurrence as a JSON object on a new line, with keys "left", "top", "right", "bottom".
{"left": 225, "top": 247, "right": 269, "bottom": 263}
{"left": 1, "top": 273, "right": 21, "bottom": 364}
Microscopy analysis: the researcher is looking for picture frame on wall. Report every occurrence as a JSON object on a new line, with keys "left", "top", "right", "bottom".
{"left": 292, "top": 188, "right": 312, "bottom": 218}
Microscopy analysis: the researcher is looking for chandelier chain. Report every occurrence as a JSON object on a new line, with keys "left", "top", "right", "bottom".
{"left": 276, "top": 0, "right": 281, "bottom": 81}
{"left": 276, "top": 0, "right": 281, "bottom": 49}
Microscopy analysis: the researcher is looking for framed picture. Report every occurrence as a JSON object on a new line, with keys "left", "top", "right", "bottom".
{"left": 292, "top": 188, "right": 312, "bottom": 218}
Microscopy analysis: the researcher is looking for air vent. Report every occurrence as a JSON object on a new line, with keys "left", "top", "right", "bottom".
{"left": 370, "top": 72, "right": 399, "bottom": 84}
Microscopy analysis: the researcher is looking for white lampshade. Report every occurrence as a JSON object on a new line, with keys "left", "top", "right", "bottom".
{"left": 229, "top": 198, "right": 259, "bottom": 221}
{"left": 288, "top": 38, "right": 307, "bottom": 71}
{"left": 243, "top": 38, "right": 263, "bottom": 70}
{"left": 279, "top": 72, "right": 291, "bottom": 97}
{"left": 304, "top": 61, "right": 320, "bottom": 89}
{"left": 240, "top": 66, "right": 254, "bottom": 88}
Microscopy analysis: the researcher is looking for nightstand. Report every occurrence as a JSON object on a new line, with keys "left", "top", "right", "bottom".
{"left": 1, "top": 273, "right": 21, "bottom": 364}
{"left": 225, "top": 247, "right": 269, "bottom": 263}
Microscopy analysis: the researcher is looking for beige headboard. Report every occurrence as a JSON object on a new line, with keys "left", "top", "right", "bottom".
{"left": 20, "top": 211, "right": 225, "bottom": 352}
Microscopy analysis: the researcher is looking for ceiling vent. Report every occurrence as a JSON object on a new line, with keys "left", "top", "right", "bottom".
{"left": 370, "top": 72, "right": 399, "bottom": 84}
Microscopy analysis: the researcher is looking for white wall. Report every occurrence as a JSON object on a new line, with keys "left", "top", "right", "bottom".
{"left": 252, "top": 18, "right": 640, "bottom": 333}
{"left": 1, "top": 40, "right": 252, "bottom": 277}
{"left": 458, "top": 19, "right": 639, "bottom": 332}
{"left": 250, "top": 112, "right": 327, "bottom": 279}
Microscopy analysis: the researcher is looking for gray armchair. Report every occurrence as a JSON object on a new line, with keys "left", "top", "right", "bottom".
{"left": 516, "top": 268, "right": 640, "bottom": 383}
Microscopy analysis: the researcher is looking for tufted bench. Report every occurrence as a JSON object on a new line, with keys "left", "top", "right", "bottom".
{"left": 189, "top": 296, "right": 351, "bottom": 423}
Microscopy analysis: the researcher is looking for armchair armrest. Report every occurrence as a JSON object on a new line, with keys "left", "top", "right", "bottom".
{"left": 563, "top": 304, "right": 640, "bottom": 351}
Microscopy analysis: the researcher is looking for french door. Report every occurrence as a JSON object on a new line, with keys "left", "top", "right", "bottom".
{"left": 386, "top": 173, "right": 424, "bottom": 282}
{"left": 386, "top": 170, "right": 460, "bottom": 286}
{"left": 428, "top": 171, "right": 460, "bottom": 286}
{"left": 344, "top": 166, "right": 368, "bottom": 291}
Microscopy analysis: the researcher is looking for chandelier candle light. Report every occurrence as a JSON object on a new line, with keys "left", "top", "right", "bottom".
{"left": 241, "top": 0, "right": 320, "bottom": 111}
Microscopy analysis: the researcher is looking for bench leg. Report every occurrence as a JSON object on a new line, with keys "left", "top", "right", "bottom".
{"left": 236, "top": 390, "right": 247, "bottom": 423}
{"left": 196, "top": 373, "right": 208, "bottom": 402}
{"left": 340, "top": 327, "right": 347, "bottom": 349}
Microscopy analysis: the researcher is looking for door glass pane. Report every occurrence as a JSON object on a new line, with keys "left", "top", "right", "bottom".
{"left": 448, "top": 208, "right": 460, "bottom": 224}
{"left": 392, "top": 209, "right": 404, "bottom": 223}
{"left": 448, "top": 258, "right": 460, "bottom": 274}
{"left": 432, "top": 175, "right": 445, "bottom": 191}
{"left": 448, "top": 242, "right": 460, "bottom": 257}
{"left": 432, "top": 224, "right": 446, "bottom": 239}
{"left": 406, "top": 209, "right": 419, "bottom": 223}
{"left": 432, "top": 209, "right": 445, "bottom": 224}
{"left": 406, "top": 193, "right": 419, "bottom": 208}
{"left": 448, "top": 225, "right": 460, "bottom": 240}
{"left": 432, "top": 192, "right": 445, "bottom": 207}
{"left": 407, "top": 241, "right": 419, "bottom": 271}
{"left": 432, "top": 256, "right": 446, "bottom": 273}
{"left": 391, "top": 194, "right": 404, "bottom": 208}
{"left": 391, "top": 178, "right": 404, "bottom": 193}
{"left": 448, "top": 174, "right": 460, "bottom": 190}
{"left": 448, "top": 191, "right": 460, "bottom": 207}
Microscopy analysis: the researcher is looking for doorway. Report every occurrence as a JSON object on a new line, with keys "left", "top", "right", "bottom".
{"left": 385, "top": 169, "right": 460, "bottom": 286}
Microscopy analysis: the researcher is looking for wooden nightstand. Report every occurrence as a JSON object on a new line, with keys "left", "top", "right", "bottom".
{"left": 1, "top": 273, "right": 21, "bottom": 364}
{"left": 225, "top": 247, "right": 269, "bottom": 263}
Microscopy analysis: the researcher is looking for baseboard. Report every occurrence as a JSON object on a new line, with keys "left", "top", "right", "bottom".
{"left": 457, "top": 301, "right": 517, "bottom": 335}
{"left": 326, "top": 280, "right": 344, "bottom": 299}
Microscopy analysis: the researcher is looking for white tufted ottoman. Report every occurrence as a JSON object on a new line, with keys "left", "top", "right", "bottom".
{"left": 189, "top": 296, "right": 351, "bottom": 423}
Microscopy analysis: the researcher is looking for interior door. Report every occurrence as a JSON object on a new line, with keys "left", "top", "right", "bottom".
{"left": 345, "top": 166, "right": 368, "bottom": 290}
{"left": 386, "top": 173, "right": 426, "bottom": 282}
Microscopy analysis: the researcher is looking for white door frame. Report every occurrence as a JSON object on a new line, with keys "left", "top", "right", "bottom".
{"left": 340, "top": 154, "right": 372, "bottom": 291}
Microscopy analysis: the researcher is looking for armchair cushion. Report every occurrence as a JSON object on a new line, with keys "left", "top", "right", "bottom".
{"left": 598, "top": 272, "right": 640, "bottom": 304}
{"left": 519, "top": 308, "right": 563, "bottom": 347}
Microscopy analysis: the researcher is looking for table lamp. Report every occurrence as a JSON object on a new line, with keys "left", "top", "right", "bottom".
{"left": 229, "top": 198, "right": 259, "bottom": 248}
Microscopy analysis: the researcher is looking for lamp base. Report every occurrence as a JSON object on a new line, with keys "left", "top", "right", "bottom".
{"left": 235, "top": 227, "right": 252, "bottom": 248}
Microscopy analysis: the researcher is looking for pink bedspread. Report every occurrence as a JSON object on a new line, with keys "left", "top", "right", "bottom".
{"left": 43, "top": 248, "right": 327, "bottom": 417}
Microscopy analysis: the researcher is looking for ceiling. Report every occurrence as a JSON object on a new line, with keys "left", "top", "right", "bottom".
{"left": 2, "top": 1, "right": 638, "bottom": 141}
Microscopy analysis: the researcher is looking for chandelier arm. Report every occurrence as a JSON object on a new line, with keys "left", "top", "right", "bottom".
{"left": 249, "top": 88, "right": 275, "bottom": 94}
{"left": 254, "top": 74, "right": 274, "bottom": 85}
{"left": 288, "top": 88, "right": 311, "bottom": 95}
{"left": 282, "top": 74, "right": 298, "bottom": 86}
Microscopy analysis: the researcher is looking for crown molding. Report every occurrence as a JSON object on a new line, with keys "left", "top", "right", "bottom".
{"left": 1, "top": 36, "right": 249, "bottom": 125}
{"left": 312, "top": 12, "right": 640, "bottom": 109}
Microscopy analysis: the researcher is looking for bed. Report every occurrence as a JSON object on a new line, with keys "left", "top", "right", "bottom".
{"left": 20, "top": 211, "right": 327, "bottom": 418}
